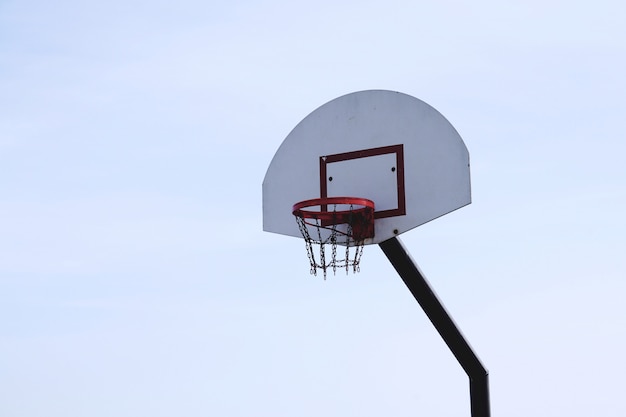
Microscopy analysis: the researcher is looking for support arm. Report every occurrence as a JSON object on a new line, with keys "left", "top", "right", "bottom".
{"left": 379, "top": 237, "right": 490, "bottom": 417}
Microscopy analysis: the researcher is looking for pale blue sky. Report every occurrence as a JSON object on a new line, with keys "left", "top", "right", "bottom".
{"left": 1, "top": 1, "right": 625, "bottom": 416}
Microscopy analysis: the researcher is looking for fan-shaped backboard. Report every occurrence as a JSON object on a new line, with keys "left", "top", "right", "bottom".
{"left": 263, "top": 90, "right": 470, "bottom": 245}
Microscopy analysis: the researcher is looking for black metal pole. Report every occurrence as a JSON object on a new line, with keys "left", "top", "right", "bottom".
{"left": 379, "top": 237, "right": 490, "bottom": 417}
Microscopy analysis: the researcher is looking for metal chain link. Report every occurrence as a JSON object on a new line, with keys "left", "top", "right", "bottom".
{"left": 294, "top": 203, "right": 366, "bottom": 279}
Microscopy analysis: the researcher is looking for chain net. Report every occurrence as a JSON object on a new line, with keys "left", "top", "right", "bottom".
{"left": 294, "top": 204, "right": 366, "bottom": 279}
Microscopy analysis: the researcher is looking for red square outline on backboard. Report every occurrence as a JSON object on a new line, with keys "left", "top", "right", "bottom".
{"left": 319, "top": 144, "right": 406, "bottom": 219}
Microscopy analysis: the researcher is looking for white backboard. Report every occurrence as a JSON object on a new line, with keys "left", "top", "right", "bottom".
{"left": 263, "top": 90, "right": 470, "bottom": 245}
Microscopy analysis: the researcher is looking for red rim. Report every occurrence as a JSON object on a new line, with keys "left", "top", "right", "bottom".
{"left": 292, "top": 197, "right": 375, "bottom": 222}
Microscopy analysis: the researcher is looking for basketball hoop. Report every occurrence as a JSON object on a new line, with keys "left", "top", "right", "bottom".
{"left": 292, "top": 197, "right": 375, "bottom": 279}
